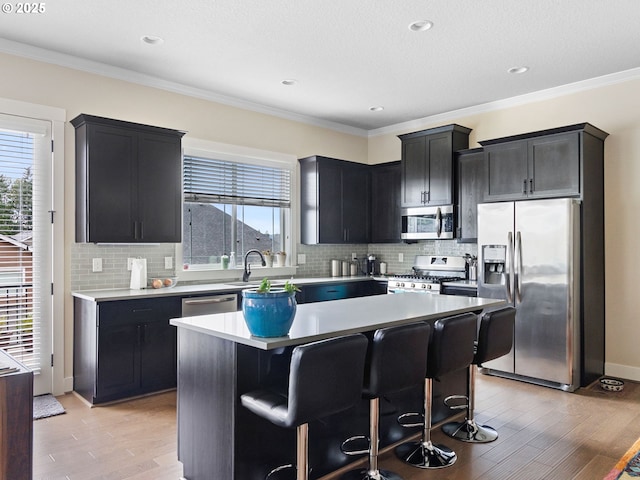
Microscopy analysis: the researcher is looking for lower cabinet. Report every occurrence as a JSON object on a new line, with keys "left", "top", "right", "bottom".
{"left": 300, "top": 279, "right": 387, "bottom": 304}
{"left": 74, "top": 296, "right": 181, "bottom": 404}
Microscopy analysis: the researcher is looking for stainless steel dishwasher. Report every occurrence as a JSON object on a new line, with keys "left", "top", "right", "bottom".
{"left": 181, "top": 293, "right": 238, "bottom": 316}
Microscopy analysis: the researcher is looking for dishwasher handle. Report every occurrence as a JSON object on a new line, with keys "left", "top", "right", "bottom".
{"left": 183, "top": 296, "right": 236, "bottom": 305}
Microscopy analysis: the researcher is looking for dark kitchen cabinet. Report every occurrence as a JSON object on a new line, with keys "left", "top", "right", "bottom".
{"left": 399, "top": 124, "right": 471, "bottom": 207}
{"left": 74, "top": 296, "right": 181, "bottom": 404}
{"left": 0, "top": 350, "right": 32, "bottom": 480}
{"left": 456, "top": 148, "right": 485, "bottom": 242}
{"left": 299, "top": 155, "right": 370, "bottom": 244}
{"left": 370, "top": 161, "right": 401, "bottom": 243}
{"left": 481, "top": 127, "right": 590, "bottom": 202}
{"left": 72, "top": 114, "right": 185, "bottom": 243}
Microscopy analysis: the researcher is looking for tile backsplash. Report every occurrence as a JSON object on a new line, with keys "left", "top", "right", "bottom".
{"left": 71, "top": 240, "right": 477, "bottom": 291}
{"left": 295, "top": 241, "right": 477, "bottom": 277}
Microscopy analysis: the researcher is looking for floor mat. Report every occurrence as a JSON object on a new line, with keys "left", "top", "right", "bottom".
{"left": 33, "top": 394, "right": 65, "bottom": 420}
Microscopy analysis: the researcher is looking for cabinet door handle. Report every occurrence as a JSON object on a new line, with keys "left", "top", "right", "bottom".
{"left": 529, "top": 178, "right": 533, "bottom": 194}
{"left": 523, "top": 179, "right": 527, "bottom": 194}
{"left": 137, "top": 324, "right": 145, "bottom": 345}
{"left": 425, "top": 191, "right": 430, "bottom": 203}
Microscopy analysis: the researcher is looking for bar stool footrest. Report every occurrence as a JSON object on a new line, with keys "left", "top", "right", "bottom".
{"left": 397, "top": 412, "right": 424, "bottom": 428}
{"left": 340, "top": 435, "right": 370, "bottom": 456}
{"left": 443, "top": 394, "right": 468, "bottom": 410}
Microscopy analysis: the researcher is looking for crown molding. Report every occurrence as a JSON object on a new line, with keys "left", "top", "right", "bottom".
{"left": 3, "top": 38, "right": 639, "bottom": 140}
{"left": 0, "top": 38, "right": 369, "bottom": 137}
{"left": 368, "top": 67, "right": 640, "bottom": 138}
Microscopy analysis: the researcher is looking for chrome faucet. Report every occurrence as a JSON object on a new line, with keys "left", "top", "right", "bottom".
{"left": 243, "top": 249, "right": 266, "bottom": 282}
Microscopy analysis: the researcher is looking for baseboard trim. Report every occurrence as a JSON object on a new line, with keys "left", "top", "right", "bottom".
{"left": 605, "top": 362, "right": 640, "bottom": 382}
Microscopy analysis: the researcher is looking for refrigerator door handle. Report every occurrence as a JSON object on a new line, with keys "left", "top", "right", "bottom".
{"left": 515, "top": 231, "right": 523, "bottom": 303}
{"left": 506, "top": 231, "right": 514, "bottom": 303}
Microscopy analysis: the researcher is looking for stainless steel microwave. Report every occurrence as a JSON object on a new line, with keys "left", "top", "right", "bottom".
{"left": 401, "top": 205, "right": 455, "bottom": 240}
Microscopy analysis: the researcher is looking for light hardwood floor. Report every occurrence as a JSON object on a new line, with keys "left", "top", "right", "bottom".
{"left": 33, "top": 374, "right": 640, "bottom": 480}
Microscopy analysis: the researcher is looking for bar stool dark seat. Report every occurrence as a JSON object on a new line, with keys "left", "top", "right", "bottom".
{"left": 340, "top": 322, "right": 432, "bottom": 480}
{"left": 240, "top": 334, "right": 368, "bottom": 480}
{"left": 442, "top": 306, "right": 516, "bottom": 443}
{"left": 395, "top": 313, "right": 477, "bottom": 469}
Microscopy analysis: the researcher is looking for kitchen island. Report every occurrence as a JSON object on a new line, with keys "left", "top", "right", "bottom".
{"left": 170, "top": 293, "right": 503, "bottom": 480}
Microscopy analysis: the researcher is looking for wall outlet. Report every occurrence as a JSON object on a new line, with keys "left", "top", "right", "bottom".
{"left": 297, "top": 253, "right": 306, "bottom": 265}
{"left": 165, "top": 256, "right": 173, "bottom": 269}
{"left": 351, "top": 252, "right": 357, "bottom": 260}
{"left": 127, "top": 258, "right": 135, "bottom": 270}
{"left": 92, "top": 258, "right": 103, "bottom": 272}
{"left": 398, "top": 253, "right": 404, "bottom": 262}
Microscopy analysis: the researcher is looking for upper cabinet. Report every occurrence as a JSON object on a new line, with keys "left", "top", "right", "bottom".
{"left": 370, "top": 161, "right": 401, "bottom": 243}
{"left": 399, "top": 124, "right": 471, "bottom": 207}
{"left": 299, "top": 156, "right": 370, "bottom": 244}
{"left": 72, "top": 114, "right": 185, "bottom": 243}
{"left": 456, "top": 148, "right": 485, "bottom": 243}
{"left": 480, "top": 124, "right": 608, "bottom": 202}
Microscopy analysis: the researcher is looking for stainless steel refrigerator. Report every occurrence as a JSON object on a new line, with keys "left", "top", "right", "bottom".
{"left": 477, "top": 198, "right": 583, "bottom": 391}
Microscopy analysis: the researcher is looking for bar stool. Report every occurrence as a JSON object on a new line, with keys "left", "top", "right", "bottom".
{"left": 442, "top": 306, "right": 516, "bottom": 443}
{"left": 240, "top": 334, "right": 368, "bottom": 480}
{"left": 395, "top": 313, "right": 477, "bottom": 469}
{"left": 341, "top": 322, "right": 432, "bottom": 480}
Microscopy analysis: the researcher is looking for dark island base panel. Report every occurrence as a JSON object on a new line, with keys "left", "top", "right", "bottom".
{"left": 177, "top": 329, "right": 467, "bottom": 480}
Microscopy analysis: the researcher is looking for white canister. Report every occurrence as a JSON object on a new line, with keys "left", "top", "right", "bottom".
{"left": 380, "top": 262, "right": 387, "bottom": 275}
{"left": 342, "top": 261, "right": 349, "bottom": 276}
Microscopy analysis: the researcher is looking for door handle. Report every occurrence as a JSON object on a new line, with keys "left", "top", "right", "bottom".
{"left": 523, "top": 179, "right": 527, "bottom": 194}
{"left": 436, "top": 207, "right": 442, "bottom": 237}
{"left": 515, "top": 231, "right": 523, "bottom": 303}
{"left": 506, "top": 232, "right": 513, "bottom": 303}
{"left": 529, "top": 178, "right": 533, "bottom": 194}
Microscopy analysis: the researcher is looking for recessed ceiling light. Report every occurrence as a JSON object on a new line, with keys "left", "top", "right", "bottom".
{"left": 281, "top": 79, "right": 298, "bottom": 86}
{"left": 141, "top": 35, "right": 164, "bottom": 46}
{"left": 508, "top": 66, "right": 529, "bottom": 74}
{"left": 369, "top": 106, "right": 384, "bottom": 112}
{"left": 409, "top": 20, "right": 434, "bottom": 32}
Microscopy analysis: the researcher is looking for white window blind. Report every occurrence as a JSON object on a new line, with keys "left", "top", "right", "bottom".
{"left": 0, "top": 128, "right": 41, "bottom": 370}
{"left": 183, "top": 156, "right": 291, "bottom": 208}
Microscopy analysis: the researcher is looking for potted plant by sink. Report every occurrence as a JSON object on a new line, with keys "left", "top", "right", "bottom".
{"left": 241, "top": 278, "right": 300, "bottom": 337}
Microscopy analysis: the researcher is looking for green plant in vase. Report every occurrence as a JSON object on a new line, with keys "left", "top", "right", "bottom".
{"left": 242, "top": 278, "right": 300, "bottom": 337}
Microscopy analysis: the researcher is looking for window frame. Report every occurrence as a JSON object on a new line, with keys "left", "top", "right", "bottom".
{"left": 177, "top": 138, "right": 298, "bottom": 283}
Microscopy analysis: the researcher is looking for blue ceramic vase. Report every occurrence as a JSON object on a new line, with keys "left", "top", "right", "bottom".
{"left": 241, "top": 288, "right": 297, "bottom": 337}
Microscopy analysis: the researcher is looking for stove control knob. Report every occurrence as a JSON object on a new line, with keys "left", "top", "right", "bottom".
{"left": 410, "top": 283, "right": 416, "bottom": 288}
{"left": 398, "top": 282, "right": 404, "bottom": 288}
{"left": 420, "top": 284, "right": 427, "bottom": 289}
{"left": 427, "top": 284, "right": 432, "bottom": 290}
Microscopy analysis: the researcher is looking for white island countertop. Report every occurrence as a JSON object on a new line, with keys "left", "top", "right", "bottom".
{"left": 170, "top": 293, "right": 504, "bottom": 350}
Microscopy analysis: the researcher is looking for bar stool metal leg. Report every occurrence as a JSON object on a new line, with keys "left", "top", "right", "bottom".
{"left": 342, "top": 398, "right": 404, "bottom": 480}
{"left": 395, "top": 378, "right": 457, "bottom": 469}
{"left": 441, "top": 364, "right": 498, "bottom": 443}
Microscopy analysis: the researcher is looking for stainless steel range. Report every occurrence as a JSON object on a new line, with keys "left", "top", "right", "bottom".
{"left": 387, "top": 255, "right": 466, "bottom": 294}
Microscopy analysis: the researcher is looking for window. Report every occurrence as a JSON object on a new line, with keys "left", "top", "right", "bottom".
{"left": 182, "top": 153, "right": 292, "bottom": 272}
{"left": 0, "top": 123, "right": 51, "bottom": 379}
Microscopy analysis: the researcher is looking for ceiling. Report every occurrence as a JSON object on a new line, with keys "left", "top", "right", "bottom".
{"left": 1, "top": 0, "right": 640, "bottom": 134}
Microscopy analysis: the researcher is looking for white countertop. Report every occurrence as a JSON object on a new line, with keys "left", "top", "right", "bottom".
{"left": 170, "top": 293, "right": 504, "bottom": 350}
{"left": 72, "top": 275, "right": 387, "bottom": 302}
